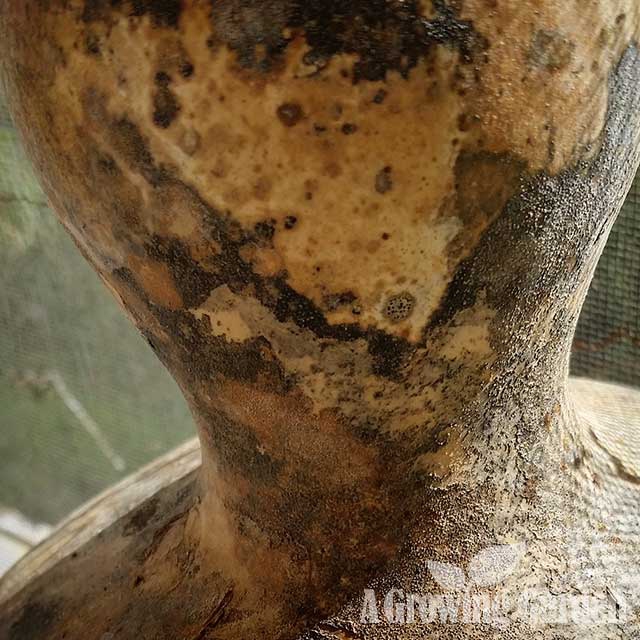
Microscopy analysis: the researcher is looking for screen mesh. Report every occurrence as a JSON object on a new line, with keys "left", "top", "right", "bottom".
{"left": 572, "top": 179, "right": 640, "bottom": 387}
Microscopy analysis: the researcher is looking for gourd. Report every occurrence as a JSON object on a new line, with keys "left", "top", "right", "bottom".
{"left": 1, "top": 2, "right": 639, "bottom": 638}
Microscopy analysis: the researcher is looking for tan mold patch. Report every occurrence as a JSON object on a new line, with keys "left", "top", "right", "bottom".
{"left": 127, "top": 255, "right": 183, "bottom": 310}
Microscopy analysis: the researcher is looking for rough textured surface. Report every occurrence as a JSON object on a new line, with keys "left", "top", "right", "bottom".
{"left": 1, "top": 1, "right": 640, "bottom": 638}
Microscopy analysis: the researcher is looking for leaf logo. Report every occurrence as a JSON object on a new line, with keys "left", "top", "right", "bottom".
{"left": 425, "top": 561, "right": 466, "bottom": 591}
{"left": 427, "top": 543, "right": 526, "bottom": 591}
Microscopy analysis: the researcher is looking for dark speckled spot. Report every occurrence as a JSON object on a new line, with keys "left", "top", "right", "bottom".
{"left": 155, "top": 71, "right": 171, "bottom": 86}
{"left": 180, "top": 61, "right": 195, "bottom": 78}
{"left": 277, "top": 102, "right": 304, "bottom": 127}
{"left": 84, "top": 32, "right": 101, "bottom": 55}
{"left": 373, "top": 89, "right": 387, "bottom": 104}
{"left": 129, "top": 0, "right": 183, "bottom": 27}
{"left": 528, "top": 30, "right": 575, "bottom": 72}
{"left": 109, "top": 117, "right": 168, "bottom": 185}
{"left": 427, "top": 44, "right": 640, "bottom": 334}
{"left": 375, "top": 166, "right": 393, "bottom": 194}
{"left": 384, "top": 292, "right": 416, "bottom": 322}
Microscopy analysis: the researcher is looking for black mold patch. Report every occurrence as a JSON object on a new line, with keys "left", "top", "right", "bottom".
{"left": 198, "top": 405, "right": 284, "bottom": 483}
{"left": 367, "top": 333, "right": 412, "bottom": 379}
{"left": 82, "top": 0, "right": 118, "bottom": 23}
{"left": 115, "top": 265, "right": 293, "bottom": 391}
{"left": 88, "top": 148, "right": 121, "bottom": 178}
{"left": 123, "top": 496, "right": 160, "bottom": 535}
{"left": 292, "top": 0, "right": 480, "bottom": 82}
{"left": 83, "top": 0, "right": 183, "bottom": 28}
{"left": 145, "top": 236, "right": 217, "bottom": 308}
{"left": 9, "top": 600, "right": 59, "bottom": 640}
{"left": 82, "top": 90, "right": 170, "bottom": 194}
{"left": 254, "top": 219, "right": 277, "bottom": 241}
{"left": 208, "top": 0, "right": 294, "bottom": 71}
{"left": 136, "top": 0, "right": 183, "bottom": 28}
{"left": 152, "top": 85, "right": 180, "bottom": 128}
{"left": 209, "top": 0, "right": 483, "bottom": 80}
{"left": 109, "top": 117, "right": 169, "bottom": 186}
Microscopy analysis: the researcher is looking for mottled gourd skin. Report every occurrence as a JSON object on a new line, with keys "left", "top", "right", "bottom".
{"left": 1, "top": 1, "right": 640, "bottom": 639}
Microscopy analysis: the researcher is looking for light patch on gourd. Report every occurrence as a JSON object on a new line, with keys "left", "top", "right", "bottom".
{"left": 462, "top": 0, "right": 640, "bottom": 173}
{"left": 414, "top": 427, "right": 467, "bottom": 483}
{"left": 43, "top": 0, "right": 640, "bottom": 349}
{"left": 439, "top": 303, "right": 495, "bottom": 361}
{"left": 48, "top": 1, "right": 471, "bottom": 342}
{"left": 194, "top": 308, "right": 253, "bottom": 343}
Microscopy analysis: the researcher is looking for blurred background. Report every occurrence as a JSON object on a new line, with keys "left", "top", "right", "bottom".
{"left": 0, "top": 94, "right": 194, "bottom": 569}
{"left": 0, "top": 91, "right": 639, "bottom": 570}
